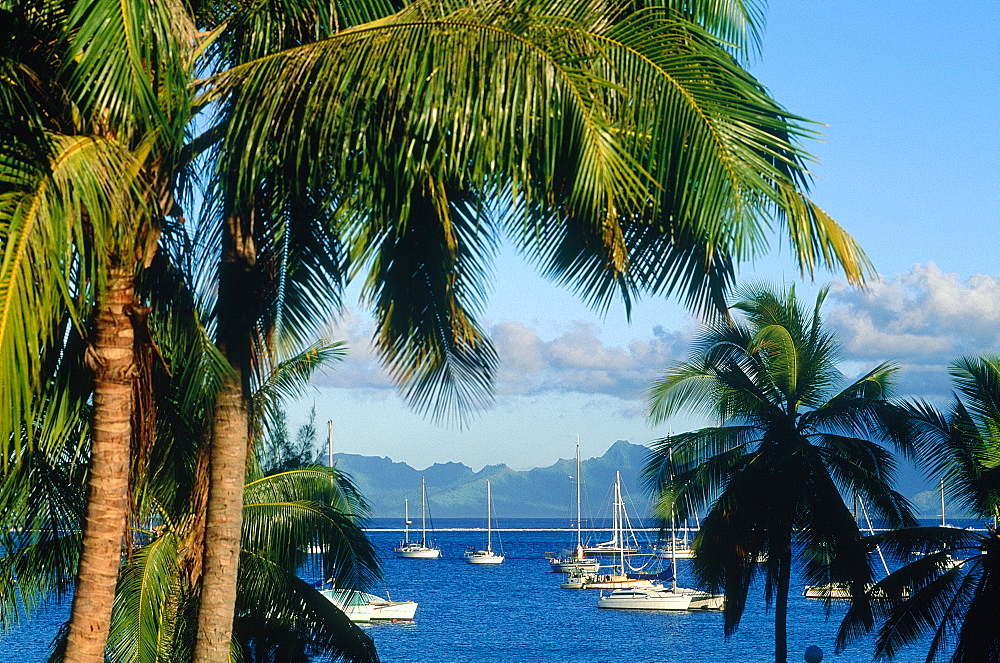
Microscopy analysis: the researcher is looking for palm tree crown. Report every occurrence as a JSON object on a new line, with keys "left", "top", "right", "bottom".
{"left": 838, "top": 355, "right": 1000, "bottom": 663}
{"left": 644, "top": 283, "right": 916, "bottom": 663}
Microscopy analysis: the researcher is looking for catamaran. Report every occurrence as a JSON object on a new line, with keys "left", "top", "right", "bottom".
{"left": 464, "top": 479, "right": 505, "bottom": 564}
{"left": 393, "top": 477, "right": 441, "bottom": 559}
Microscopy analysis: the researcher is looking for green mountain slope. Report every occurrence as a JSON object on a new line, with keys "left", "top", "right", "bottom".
{"left": 335, "top": 440, "right": 655, "bottom": 519}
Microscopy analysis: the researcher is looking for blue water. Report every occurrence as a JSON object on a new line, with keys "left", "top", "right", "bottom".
{"left": 1, "top": 518, "right": 964, "bottom": 662}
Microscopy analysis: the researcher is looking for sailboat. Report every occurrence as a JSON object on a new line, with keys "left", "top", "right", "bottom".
{"left": 803, "top": 494, "right": 903, "bottom": 598}
{"left": 393, "top": 477, "right": 441, "bottom": 559}
{"left": 320, "top": 587, "right": 418, "bottom": 621}
{"left": 581, "top": 469, "right": 640, "bottom": 557}
{"left": 548, "top": 436, "right": 599, "bottom": 574}
{"left": 464, "top": 479, "right": 505, "bottom": 564}
{"left": 576, "top": 472, "right": 652, "bottom": 590}
{"left": 598, "top": 478, "right": 723, "bottom": 610}
{"left": 653, "top": 460, "right": 697, "bottom": 561}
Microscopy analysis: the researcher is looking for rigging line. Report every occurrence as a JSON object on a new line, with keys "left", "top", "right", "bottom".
{"left": 858, "top": 496, "right": 890, "bottom": 576}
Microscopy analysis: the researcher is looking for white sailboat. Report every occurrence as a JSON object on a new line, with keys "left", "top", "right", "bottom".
{"left": 393, "top": 477, "right": 441, "bottom": 559}
{"left": 319, "top": 589, "right": 376, "bottom": 622}
{"left": 365, "top": 592, "right": 418, "bottom": 620}
{"left": 652, "top": 440, "right": 696, "bottom": 560}
{"left": 804, "top": 494, "right": 894, "bottom": 598}
{"left": 599, "top": 474, "right": 723, "bottom": 610}
{"left": 464, "top": 479, "right": 504, "bottom": 564}
{"left": 548, "top": 436, "right": 599, "bottom": 574}
{"left": 321, "top": 589, "right": 418, "bottom": 621}
{"left": 577, "top": 472, "right": 651, "bottom": 590}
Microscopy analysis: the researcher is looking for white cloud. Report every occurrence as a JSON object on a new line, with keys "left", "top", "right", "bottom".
{"left": 493, "top": 321, "right": 688, "bottom": 399}
{"left": 309, "top": 310, "right": 691, "bottom": 401}
{"left": 827, "top": 263, "right": 1000, "bottom": 398}
{"left": 306, "top": 262, "right": 1000, "bottom": 408}
{"left": 309, "top": 309, "right": 395, "bottom": 391}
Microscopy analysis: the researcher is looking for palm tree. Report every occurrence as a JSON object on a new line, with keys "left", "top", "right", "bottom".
{"left": 3, "top": 0, "right": 879, "bottom": 660}
{"left": 101, "top": 462, "right": 381, "bottom": 663}
{"left": 1, "top": 1, "right": 192, "bottom": 659}
{"left": 644, "top": 283, "right": 916, "bottom": 663}
{"left": 200, "top": 2, "right": 877, "bottom": 656}
{"left": 0, "top": 318, "right": 381, "bottom": 661}
{"left": 837, "top": 355, "right": 1000, "bottom": 663}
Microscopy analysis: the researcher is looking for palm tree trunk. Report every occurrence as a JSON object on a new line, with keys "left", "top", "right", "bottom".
{"left": 192, "top": 370, "right": 249, "bottom": 663}
{"left": 193, "top": 226, "right": 255, "bottom": 663}
{"left": 774, "top": 543, "right": 792, "bottom": 663}
{"left": 63, "top": 267, "right": 136, "bottom": 663}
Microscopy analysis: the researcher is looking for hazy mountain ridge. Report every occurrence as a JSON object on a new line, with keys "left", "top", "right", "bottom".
{"left": 336, "top": 440, "right": 657, "bottom": 520}
{"left": 336, "top": 440, "right": 944, "bottom": 520}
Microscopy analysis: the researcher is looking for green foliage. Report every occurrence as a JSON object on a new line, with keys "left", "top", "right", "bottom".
{"left": 2, "top": 0, "right": 882, "bottom": 658}
{"left": 258, "top": 408, "right": 325, "bottom": 476}
{"left": 838, "top": 356, "right": 1000, "bottom": 663}
{"left": 644, "top": 283, "right": 916, "bottom": 662}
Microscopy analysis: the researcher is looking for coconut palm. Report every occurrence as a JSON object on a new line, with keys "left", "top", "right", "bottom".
{"left": 644, "top": 283, "right": 917, "bottom": 663}
{"left": 837, "top": 355, "right": 1000, "bottom": 663}
{"left": 3, "top": 0, "right": 879, "bottom": 660}
{"left": 100, "top": 463, "right": 380, "bottom": 663}
{"left": 200, "top": 2, "right": 876, "bottom": 656}
{"left": 0, "top": 1, "right": 192, "bottom": 658}
{"left": 0, "top": 431, "right": 380, "bottom": 663}
{"left": 0, "top": 322, "right": 381, "bottom": 661}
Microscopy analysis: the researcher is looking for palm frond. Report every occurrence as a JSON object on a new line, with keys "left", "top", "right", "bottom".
{"left": 64, "top": 0, "right": 195, "bottom": 144}
{"left": 241, "top": 467, "right": 381, "bottom": 592}
{"left": 107, "top": 533, "right": 184, "bottom": 663}
{"left": 0, "top": 134, "right": 151, "bottom": 455}
{"left": 234, "top": 554, "right": 378, "bottom": 663}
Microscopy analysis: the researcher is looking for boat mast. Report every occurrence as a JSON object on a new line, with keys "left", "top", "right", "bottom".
{"left": 576, "top": 436, "right": 582, "bottom": 553}
{"left": 404, "top": 498, "right": 411, "bottom": 545}
{"left": 940, "top": 477, "right": 946, "bottom": 527}
{"left": 421, "top": 477, "right": 428, "bottom": 547}
{"left": 487, "top": 479, "right": 493, "bottom": 554}
{"left": 615, "top": 471, "right": 624, "bottom": 573}
{"left": 327, "top": 420, "right": 334, "bottom": 467}
{"left": 669, "top": 441, "right": 678, "bottom": 591}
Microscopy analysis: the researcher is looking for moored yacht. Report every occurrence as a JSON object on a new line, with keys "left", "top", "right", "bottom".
{"left": 548, "top": 437, "right": 601, "bottom": 573}
{"left": 598, "top": 584, "right": 723, "bottom": 611}
{"left": 394, "top": 477, "right": 441, "bottom": 559}
{"left": 321, "top": 588, "right": 418, "bottom": 620}
{"left": 320, "top": 589, "right": 377, "bottom": 622}
{"left": 464, "top": 479, "right": 505, "bottom": 565}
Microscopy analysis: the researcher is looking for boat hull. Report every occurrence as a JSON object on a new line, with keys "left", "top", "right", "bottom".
{"left": 803, "top": 584, "right": 852, "bottom": 599}
{"left": 802, "top": 583, "right": 910, "bottom": 600}
{"left": 320, "top": 590, "right": 376, "bottom": 622}
{"left": 653, "top": 548, "right": 695, "bottom": 560}
{"left": 598, "top": 586, "right": 723, "bottom": 611}
{"left": 394, "top": 545, "right": 441, "bottom": 559}
{"left": 582, "top": 546, "right": 639, "bottom": 557}
{"left": 549, "top": 558, "right": 600, "bottom": 573}
{"left": 369, "top": 599, "right": 418, "bottom": 620}
{"left": 599, "top": 588, "right": 690, "bottom": 610}
{"left": 465, "top": 551, "right": 504, "bottom": 564}
{"left": 584, "top": 574, "right": 653, "bottom": 590}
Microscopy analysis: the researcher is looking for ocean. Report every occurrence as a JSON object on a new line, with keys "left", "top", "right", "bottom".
{"left": 1, "top": 518, "right": 968, "bottom": 662}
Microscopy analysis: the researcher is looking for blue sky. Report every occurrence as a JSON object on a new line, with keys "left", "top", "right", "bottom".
{"left": 291, "top": 1, "right": 1000, "bottom": 474}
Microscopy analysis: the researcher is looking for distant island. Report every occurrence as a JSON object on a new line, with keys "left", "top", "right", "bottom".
{"left": 334, "top": 440, "right": 943, "bottom": 521}
{"left": 335, "top": 440, "right": 654, "bottom": 520}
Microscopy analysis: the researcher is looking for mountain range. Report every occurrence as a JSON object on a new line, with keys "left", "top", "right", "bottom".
{"left": 334, "top": 440, "right": 942, "bottom": 520}
{"left": 335, "top": 440, "right": 656, "bottom": 520}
